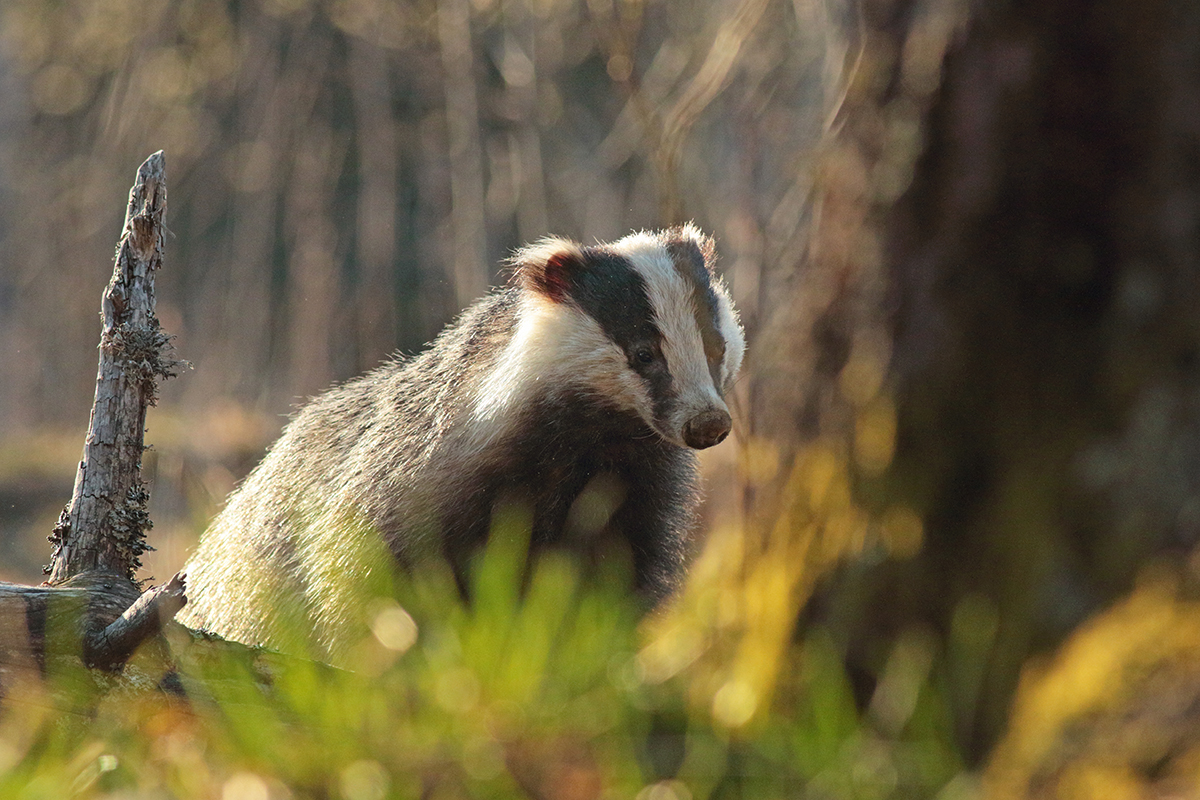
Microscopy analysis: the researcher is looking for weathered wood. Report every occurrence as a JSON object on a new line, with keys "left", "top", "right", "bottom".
{"left": 0, "top": 576, "right": 281, "bottom": 705}
{"left": 0, "top": 152, "right": 196, "bottom": 685}
{"left": 0, "top": 575, "right": 138, "bottom": 684}
{"left": 45, "top": 151, "right": 180, "bottom": 585}
{"left": 0, "top": 153, "right": 307, "bottom": 695}
{"left": 83, "top": 571, "right": 187, "bottom": 671}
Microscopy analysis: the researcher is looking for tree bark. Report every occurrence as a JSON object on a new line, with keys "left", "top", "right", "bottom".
{"left": 82, "top": 572, "right": 187, "bottom": 671}
{"left": 0, "top": 152, "right": 193, "bottom": 685}
{"left": 45, "top": 151, "right": 180, "bottom": 585}
{"left": 806, "top": 0, "right": 1200, "bottom": 767}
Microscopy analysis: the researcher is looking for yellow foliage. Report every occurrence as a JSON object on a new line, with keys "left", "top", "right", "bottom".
{"left": 643, "top": 433, "right": 883, "bottom": 731}
{"left": 855, "top": 395, "right": 897, "bottom": 476}
{"left": 985, "top": 575, "right": 1200, "bottom": 799}
{"left": 880, "top": 505, "right": 924, "bottom": 560}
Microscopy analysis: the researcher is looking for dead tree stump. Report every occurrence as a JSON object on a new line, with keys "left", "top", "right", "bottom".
{"left": 46, "top": 151, "right": 182, "bottom": 585}
{"left": 1, "top": 152, "right": 188, "bottom": 686}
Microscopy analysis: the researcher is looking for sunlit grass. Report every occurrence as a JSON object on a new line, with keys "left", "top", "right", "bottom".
{"left": 0, "top": 449, "right": 966, "bottom": 799}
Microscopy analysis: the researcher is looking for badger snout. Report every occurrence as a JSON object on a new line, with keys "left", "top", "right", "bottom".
{"left": 683, "top": 408, "right": 732, "bottom": 449}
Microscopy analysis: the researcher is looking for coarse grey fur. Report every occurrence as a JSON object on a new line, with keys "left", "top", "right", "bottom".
{"left": 179, "top": 227, "right": 744, "bottom": 662}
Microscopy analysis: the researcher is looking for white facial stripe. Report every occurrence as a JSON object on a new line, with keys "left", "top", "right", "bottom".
{"left": 657, "top": 224, "right": 744, "bottom": 394}
{"left": 472, "top": 294, "right": 655, "bottom": 433}
{"left": 610, "top": 231, "right": 726, "bottom": 423}
{"left": 712, "top": 275, "right": 745, "bottom": 391}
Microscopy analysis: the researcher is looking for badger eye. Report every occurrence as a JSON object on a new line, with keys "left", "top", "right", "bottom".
{"left": 634, "top": 347, "right": 655, "bottom": 365}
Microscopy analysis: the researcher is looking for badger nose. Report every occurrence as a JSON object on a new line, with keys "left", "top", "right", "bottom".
{"left": 683, "top": 409, "right": 732, "bottom": 449}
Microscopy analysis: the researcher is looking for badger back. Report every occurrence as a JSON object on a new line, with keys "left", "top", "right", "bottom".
{"left": 479, "top": 224, "right": 745, "bottom": 450}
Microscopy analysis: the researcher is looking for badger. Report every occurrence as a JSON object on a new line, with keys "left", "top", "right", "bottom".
{"left": 179, "top": 225, "right": 744, "bottom": 661}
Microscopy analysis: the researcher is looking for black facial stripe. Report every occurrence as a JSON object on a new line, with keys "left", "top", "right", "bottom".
{"left": 664, "top": 236, "right": 727, "bottom": 390}
{"left": 564, "top": 249, "right": 675, "bottom": 426}
{"left": 565, "top": 250, "right": 659, "bottom": 350}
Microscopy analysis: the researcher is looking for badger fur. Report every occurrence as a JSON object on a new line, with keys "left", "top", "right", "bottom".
{"left": 179, "top": 225, "right": 745, "bottom": 660}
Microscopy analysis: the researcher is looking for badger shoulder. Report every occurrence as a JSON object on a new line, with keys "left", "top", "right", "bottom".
{"left": 179, "top": 290, "right": 523, "bottom": 646}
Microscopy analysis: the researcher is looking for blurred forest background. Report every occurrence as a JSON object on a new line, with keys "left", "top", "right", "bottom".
{"left": 0, "top": 0, "right": 836, "bottom": 579}
{"left": 6, "top": 0, "right": 1200, "bottom": 795}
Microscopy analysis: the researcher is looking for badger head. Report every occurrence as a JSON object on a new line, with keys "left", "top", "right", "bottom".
{"left": 500, "top": 225, "right": 745, "bottom": 450}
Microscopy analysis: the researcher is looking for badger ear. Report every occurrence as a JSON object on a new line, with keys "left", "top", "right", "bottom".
{"left": 509, "top": 237, "right": 585, "bottom": 302}
{"left": 663, "top": 223, "right": 717, "bottom": 278}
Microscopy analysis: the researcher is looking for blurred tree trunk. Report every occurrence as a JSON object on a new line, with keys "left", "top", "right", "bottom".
{"left": 348, "top": 38, "right": 400, "bottom": 367}
{"left": 799, "top": 0, "right": 1200, "bottom": 763}
{"left": 438, "top": 0, "right": 489, "bottom": 309}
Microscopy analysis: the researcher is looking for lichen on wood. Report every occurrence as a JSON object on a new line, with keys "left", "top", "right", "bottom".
{"left": 103, "top": 319, "right": 185, "bottom": 404}
{"left": 44, "top": 151, "right": 178, "bottom": 586}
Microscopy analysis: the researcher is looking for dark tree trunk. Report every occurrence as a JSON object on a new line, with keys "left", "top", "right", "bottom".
{"left": 817, "top": 0, "right": 1200, "bottom": 763}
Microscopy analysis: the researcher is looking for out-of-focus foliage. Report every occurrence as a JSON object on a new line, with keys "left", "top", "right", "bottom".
{"left": 985, "top": 570, "right": 1200, "bottom": 800}
{"left": 825, "top": 0, "right": 1200, "bottom": 772}
{"left": 0, "top": 521, "right": 968, "bottom": 799}
{"left": 645, "top": 439, "right": 929, "bottom": 730}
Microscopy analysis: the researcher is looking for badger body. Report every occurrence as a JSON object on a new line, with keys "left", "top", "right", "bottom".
{"left": 180, "top": 226, "right": 744, "bottom": 660}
